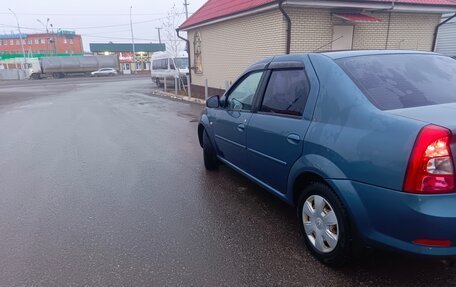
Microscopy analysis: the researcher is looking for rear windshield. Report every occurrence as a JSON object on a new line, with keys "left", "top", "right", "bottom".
{"left": 336, "top": 54, "right": 456, "bottom": 110}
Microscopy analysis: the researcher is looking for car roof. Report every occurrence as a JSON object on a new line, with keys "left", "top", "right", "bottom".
{"left": 318, "top": 50, "right": 438, "bottom": 59}
{"left": 245, "top": 50, "right": 443, "bottom": 73}
{"left": 247, "top": 50, "right": 440, "bottom": 71}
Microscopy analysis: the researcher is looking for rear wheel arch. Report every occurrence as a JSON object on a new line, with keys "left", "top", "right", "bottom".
{"left": 292, "top": 172, "right": 328, "bottom": 206}
{"left": 293, "top": 171, "right": 369, "bottom": 259}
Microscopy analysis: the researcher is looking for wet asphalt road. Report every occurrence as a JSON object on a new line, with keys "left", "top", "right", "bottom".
{"left": 0, "top": 77, "right": 455, "bottom": 286}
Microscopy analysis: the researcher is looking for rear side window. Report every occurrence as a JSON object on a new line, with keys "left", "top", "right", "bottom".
{"left": 260, "top": 69, "right": 310, "bottom": 117}
{"left": 337, "top": 54, "right": 456, "bottom": 110}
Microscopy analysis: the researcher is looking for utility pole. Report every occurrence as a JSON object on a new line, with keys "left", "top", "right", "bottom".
{"left": 50, "top": 23, "right": 57, "bottom": 55}
{"left": 8, "top": 8, "right": 27, "bottom": 69}
{"left": 184, "top": 0, "right": 189, "bottom": 19}
{"left": 156, "top": 27, "right": 162, "bottom": 44}
{"left": 130, "top": 6, "right": 136, "bottom": 73}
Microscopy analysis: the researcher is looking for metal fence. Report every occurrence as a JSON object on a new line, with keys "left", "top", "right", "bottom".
{"left": 0, "top": 69, "right": 27, "bottom": 80}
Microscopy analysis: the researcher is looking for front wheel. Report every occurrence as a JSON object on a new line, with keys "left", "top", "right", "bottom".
{"left": 297, "top": 182, "right": 352, "bottom": 266}
{"left": 202, "top": 130, "right": 218, "bottom": 171}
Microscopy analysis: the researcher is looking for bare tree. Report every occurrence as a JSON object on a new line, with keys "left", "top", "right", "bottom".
{"left": 161, "top": 3, "right": 185, "bottom": 57}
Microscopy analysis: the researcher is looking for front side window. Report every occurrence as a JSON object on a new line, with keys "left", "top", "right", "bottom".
{"left": 226, "top": 71, "right": 263, "bottom": 111}
{"left": 260, "top": 69, "right": 310, "bottom": 117}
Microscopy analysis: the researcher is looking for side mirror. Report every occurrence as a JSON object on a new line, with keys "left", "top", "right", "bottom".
{"left": 206, "top": 95, "right": 220, "bottom": 108}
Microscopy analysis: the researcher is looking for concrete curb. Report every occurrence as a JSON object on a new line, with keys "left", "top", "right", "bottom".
{"left": 150, "top": 89, "right": 206, "bottom": 105}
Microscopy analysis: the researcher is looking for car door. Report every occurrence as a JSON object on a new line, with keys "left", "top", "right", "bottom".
{"left": 213, "top": 70, "right": 265, "bottom": 171}
{"left": 246, "top": 65, "right": 313, "bottom": 193}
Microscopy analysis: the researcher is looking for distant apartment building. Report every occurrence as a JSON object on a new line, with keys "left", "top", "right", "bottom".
{"left": 90, "top": 42, "right": 165, "bottom": 74}
{"left": 0, "top": 31, "right": 83, "bottom": 56}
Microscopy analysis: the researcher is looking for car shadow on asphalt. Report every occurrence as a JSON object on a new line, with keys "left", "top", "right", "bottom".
{"left": 201, "top": 165, "right": 455, "bottom": 286}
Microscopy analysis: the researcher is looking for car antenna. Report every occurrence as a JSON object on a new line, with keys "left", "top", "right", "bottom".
{"left": 313, "top": 36, "right": 344, "bottom": 52}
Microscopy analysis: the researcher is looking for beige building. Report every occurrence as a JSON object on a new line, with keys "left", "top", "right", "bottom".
{"left": 178, "top": 0, "right": 456, "bottom": 96}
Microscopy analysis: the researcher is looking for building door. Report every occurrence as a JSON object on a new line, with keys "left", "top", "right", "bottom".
{"left": 123, "top": 63, "right": 131, "bottom": 74}
{"left": 332, "top": 25, "right": 354, "bottom": 51}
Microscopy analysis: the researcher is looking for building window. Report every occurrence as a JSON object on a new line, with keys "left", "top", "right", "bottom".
{"left": 63, "top": 38, "right": 67, "bottom": 44}
{"left": 69, "top": 39, "right": 73, "bottom": 44}
{"left": 16, "top": 40, "right": 20, "bottom": 45}
{"left": 193, "top": 31, "right": 203, "bottom": 74}
{"left": 40, "top": 38, "right": 45, "bottom": 44}
{"left": 28, "top": 39, "right": 32, "bottom": 45}
{"left": 35, "top": 39, "right": 39, "bottom": 44}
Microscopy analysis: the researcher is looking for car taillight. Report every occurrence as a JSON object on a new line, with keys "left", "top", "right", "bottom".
{"left": 404, "top": 125, "right": 455, "bottom": 194}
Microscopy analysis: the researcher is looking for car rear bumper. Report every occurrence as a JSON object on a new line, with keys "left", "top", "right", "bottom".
{"left": 329, "top": 179, "right": 456, "bottom": 257}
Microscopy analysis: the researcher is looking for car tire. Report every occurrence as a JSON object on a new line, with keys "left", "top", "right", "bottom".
{"left": 297, "top": 182, "right": 352, "bottom": 266}
{"left": 203, "top": 130, "right": 218, "bottom": 171}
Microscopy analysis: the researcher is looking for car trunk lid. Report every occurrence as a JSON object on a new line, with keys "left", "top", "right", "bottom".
{"left": 388, "top": 103, "right": 456, "bottom": 165}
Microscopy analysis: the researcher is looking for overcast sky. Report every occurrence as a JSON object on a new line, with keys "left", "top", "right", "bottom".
{"left": 0, "top": 0, "right": 206, "bottom": 52}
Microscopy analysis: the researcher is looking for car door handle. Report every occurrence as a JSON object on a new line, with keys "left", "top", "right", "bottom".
{"left": 237, "top": 123, "right": 246, "bottom": 132}
{"left": 287, "top": 134, "right": 301, "bottom": 145}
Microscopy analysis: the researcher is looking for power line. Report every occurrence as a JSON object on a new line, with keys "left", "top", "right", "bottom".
{"left": 61, "top": 19, "right": 164, "bottom": 30}
{"left": 0, "top": 12, "right": 191, "bottom": 17}
{"left": 1, "top": 18, "right": 166, "bottom": 31}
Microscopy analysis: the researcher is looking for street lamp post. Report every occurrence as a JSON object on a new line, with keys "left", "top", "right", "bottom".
{"left": 37, "top": 18, "right": 49, "bottom": 34}
{"left": 37, "top": 18, "right": 50, "bottom": 56}
{"left": 8, "top": 8, "right": 27, "bottom": 69}
{"left": 130, "top": 6, "right": 136, "bottom": 74}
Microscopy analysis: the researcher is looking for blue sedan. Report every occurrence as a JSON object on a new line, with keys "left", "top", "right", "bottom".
{"left": 197, "top": 50, "right": 456, "bottom": 265}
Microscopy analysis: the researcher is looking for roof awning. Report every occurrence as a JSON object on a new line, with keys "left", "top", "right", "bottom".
{"left": 333, "top": 13, "right": 383, "bottom": 22}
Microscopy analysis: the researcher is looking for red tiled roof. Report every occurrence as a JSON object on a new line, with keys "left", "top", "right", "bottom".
{"left": 180, "top": 0, "right": 456, "bottom": 29}
{"left": 180, "top": 0, "right": 275, "bottom": 29}
{"left": 333, "top": 13, "right": 383, "bottom": 22}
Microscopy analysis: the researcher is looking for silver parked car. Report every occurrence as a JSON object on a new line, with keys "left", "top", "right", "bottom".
{"left": 91, "top": 68, "right": 118, "bottom": 77}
